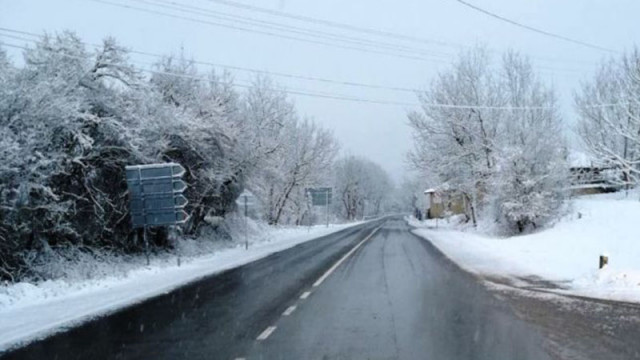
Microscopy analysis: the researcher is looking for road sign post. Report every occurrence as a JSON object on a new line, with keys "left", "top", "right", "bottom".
{"left": 325, "top": 189, "right": 329, "bottom": 228}
{"left": 126, "top": 163, "right": 190, "bottom": 265}
{"left": 235, "top": 190, "right": 255, "bottom": 250}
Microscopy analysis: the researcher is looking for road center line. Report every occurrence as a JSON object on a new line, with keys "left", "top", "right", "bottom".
{"left": 256, "top": 326, "right": 277, "bottom": 341}
{"left": 312, "top": 226, "right": 380, "bottom": 288}
{"left": 256, "top": 226, "right": 379, "bottom": 345}
{"left": 282, "top": 305, "right": 297, "bottom": 316}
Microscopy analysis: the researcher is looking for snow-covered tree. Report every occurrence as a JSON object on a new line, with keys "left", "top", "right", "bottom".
{"left": 490, "top": 52, "right": 567, "bottom": 234}
{"left": 149, "top": 54, "right": 245, "bottom": 234}
{"left": 392, "top": 175, "right": 433, "bottom": 214}
{"left": 0, "top": 32, "right": 248, "bottom": 279}
{"left": 333, "top": 156, "right": 393, "bottom": 220}
{"left": 0, "top": 33, "right": 154, "bottom": 278}
{"left": 576, "top": 49, "right": 640, "bottom": 189}
{"left": 242, "top": 78, "right": 339, "bottom": 225}
{"left": 408, "top": 48, "right": 567, "bottom": 233}
{"left": 0, "top": 30, "right": 357, "bottom": 281}
{"left": 408, "top": 46, "right": 503, "bottom": 225}
{"left": 272, "top": 119, "right": 338, "bottom": 225}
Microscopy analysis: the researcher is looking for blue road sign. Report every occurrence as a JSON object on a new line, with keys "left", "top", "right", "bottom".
{"left": 126, "top": 163, "right": 190, "bottom": 228}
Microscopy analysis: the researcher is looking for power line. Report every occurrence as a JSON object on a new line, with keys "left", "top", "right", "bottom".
{"left": 97, "top": 0, "right": 586, "bottom": 73}
{"left": 89, "top": 0, "right": 594, "bottom": 73}
{"left": 142, "top": 0, "right": 591, "bottom": 73}
{"left": 88, "top": 0, "right": 450, "bottom": 64}
{"left": 202, "top": 0, "right": 459, "bottom": 49}
{"left": 0, "top": 26, "right": 583, "bottom": 100}
{"left": 201, "top": 0, "right": 597, "bottom": 67}
{"left": 0, "top": 32, "right": 34, "bottom": 44}
{"left": 0, "top": 40, "right": 624, "bottom": 110}
{"left": 83, "top": 1, "right": 597, "bottom": 75}
{"left": 0, "top": 41, "right": 418, "bottom": 107}
{"left": 453, "top": 0, "right": 618, "bottom": 54}
{"left": 134, "top": 0, "right": 453, "bottom": 60}
{"left": 0, "top": 29, "right": 587, "bottom": 87}
{"left": 0, "top": 27, "right": 423, "bottom": 93}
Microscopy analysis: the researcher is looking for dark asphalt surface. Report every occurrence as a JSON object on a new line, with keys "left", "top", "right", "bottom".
{"left": 243, "top": 219, "right": 550, "bottom": 360}
{"left": 2, "top": 218, "right": 552, "bottom": 360}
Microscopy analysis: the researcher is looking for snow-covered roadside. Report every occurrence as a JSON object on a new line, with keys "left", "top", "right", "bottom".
{"left": 0, "top": 221, "right": 364, "bottom": 352}
{"left": 409, "top": 192, "right": 640, "bottom": 303}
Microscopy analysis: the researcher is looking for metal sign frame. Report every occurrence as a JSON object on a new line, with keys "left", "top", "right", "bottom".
{"left": 305, "top": 187, "right": 333, "bottom": 227}
{"left": 306, "top": 187, "right": 333, "bottom": 206}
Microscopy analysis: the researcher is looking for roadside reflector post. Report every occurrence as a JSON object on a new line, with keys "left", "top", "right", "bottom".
{"left": 599, "top": 254, "right": 609, "bottom": 269}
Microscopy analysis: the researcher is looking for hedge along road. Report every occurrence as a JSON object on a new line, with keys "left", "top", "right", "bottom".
{"left": 2, "top": 217, "right": 551, "bottom": 360}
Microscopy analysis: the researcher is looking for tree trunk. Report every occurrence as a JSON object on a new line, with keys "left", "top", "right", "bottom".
{"left": 273, "top": 180, "right": 297, "bottom": 225}
{"left": 464, "top": 193, "right": 477, "bottom": 227}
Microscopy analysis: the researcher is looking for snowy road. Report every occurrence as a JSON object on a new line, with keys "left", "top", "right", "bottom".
{"left": 4, "top": 218, "right": 551, "bottom": 359}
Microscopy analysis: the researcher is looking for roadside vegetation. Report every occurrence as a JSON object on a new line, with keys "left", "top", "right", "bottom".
{"left": 408, "top": 45, "right": 640, "bottom": 235}
{"left": 0, "top": 32, "right": 397, "bottom": 282}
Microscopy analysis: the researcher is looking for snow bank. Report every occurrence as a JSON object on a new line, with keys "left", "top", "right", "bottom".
{"left": 0, "top": 221, "right": 363, "bottom": 352}
{"left": 410, "top": 192, "right": 640, "bottom": 303}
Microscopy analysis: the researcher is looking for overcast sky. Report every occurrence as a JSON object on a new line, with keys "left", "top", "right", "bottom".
{"left": 1, "top": 0, "right": 639, "bottom": 182}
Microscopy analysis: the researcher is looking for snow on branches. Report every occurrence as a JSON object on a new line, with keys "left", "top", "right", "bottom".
{"left": 0, "top": 32, "right": 349, "bottom": 280}
{"left": 408, "top": 47, "right": 568, "bottom": 234}
{"left": 575, "top": 48, "right": 640, "bottom": 190}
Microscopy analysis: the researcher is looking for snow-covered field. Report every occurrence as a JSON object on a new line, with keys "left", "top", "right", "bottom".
{"left": 409, "top": 192, "right": 640, "bottom": 303}
{"left": 0, "top": 222, "right": 363, "bottom": 352}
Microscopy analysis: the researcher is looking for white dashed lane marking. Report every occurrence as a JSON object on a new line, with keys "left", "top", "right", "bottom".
{"left": 312, "top": 226, "right": 380, "bottom": 287}
{"left": 256, "top": 326, "right": 277, "bottom": 341}
{"left": 282, "top": 305, "right": 297, "bottom": 316}
{"left": 253, "top": 225, "right": 381, "bottom": 346}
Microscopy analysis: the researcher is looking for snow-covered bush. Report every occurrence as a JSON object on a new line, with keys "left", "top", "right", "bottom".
{"left": 491, "top": 148, "right": 567, "bottom": 233}
{"left": 0, "top": 33, "right": 154, "bottom": 279}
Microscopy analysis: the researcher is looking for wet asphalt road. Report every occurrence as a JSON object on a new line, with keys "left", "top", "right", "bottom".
{"left": 3, "top": 218, "right": 551, "bottom": 360}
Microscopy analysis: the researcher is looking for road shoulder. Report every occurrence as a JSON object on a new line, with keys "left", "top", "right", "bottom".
{"left": 408, "top": 219, "right": 640, "bottom": 359}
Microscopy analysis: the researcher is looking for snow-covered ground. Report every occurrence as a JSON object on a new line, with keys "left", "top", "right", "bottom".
{"left": 409, "top": 191, "right": 640, "bottom": 303}
{"left": 0, "top": 221, "right": 363, "bottom": 352}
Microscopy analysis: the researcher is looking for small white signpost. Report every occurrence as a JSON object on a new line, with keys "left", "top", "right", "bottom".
{"left": 235, "top": 190, "right": 256, "bottom": 250}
